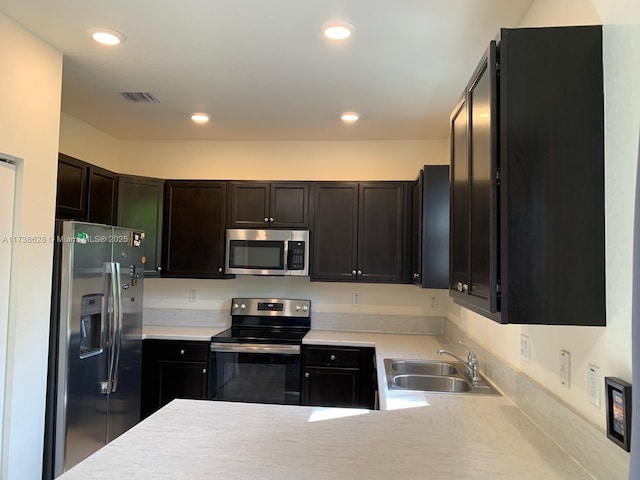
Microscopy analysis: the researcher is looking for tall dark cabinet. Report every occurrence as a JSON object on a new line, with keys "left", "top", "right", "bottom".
{"left": 117, "top": 175, "right": 164, "bottom": 276}
{"left": 311, "top": 182, "right": 410, "bottom": 283}
{"left": 449, "top": 26, "right": 605, "bottom": 326}
{"left": 411, "top": 165, "right": 450, "bottom": 288}
{"left": 161, "top": 180, "right": 228, "bottom": 278}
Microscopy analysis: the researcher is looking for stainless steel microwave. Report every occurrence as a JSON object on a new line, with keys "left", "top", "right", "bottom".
{"left": 225, "top": 229, "right": 309, "bottom": 276}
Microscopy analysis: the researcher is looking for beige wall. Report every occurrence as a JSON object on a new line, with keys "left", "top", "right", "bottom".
{"left": 119, "top": 139, "right": 447, "bottom": 180}
{"left": 448, "top": 0, "right": 639, "bottom": 430}
{"left": 0, "top": 12, "right": 62, "bottom": 480}
{"left": 59, "top": 113, "right": 121, "bottom": 171}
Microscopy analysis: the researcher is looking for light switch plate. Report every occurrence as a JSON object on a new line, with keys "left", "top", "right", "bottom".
{"left": 352, "top": 292, "right": 360, "bottom": 306}
{"left": 588, "top": 364, "right": 600, "bottom": 407}
{"left": 560, "top": 350, "right": 571, "bottom": 388}
{"left": 520, "top": 334, "right": 530, "bottom": 362}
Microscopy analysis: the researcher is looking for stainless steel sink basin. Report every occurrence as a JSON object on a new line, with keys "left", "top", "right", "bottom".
{"left": 388, "top": 359, "right": 460, "bottom": 376}
{"left": 392, "top": 374, "right": 473, "bottom": 392}
{"left": 383, "top": 358, "right": 500, "bottom": 395}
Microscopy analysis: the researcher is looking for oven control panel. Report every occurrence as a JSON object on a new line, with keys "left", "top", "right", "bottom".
{"left": 231, "top": 298, "right": 311, "bottom": 317}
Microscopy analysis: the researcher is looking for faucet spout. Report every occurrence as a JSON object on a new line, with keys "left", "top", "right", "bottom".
{"left": 437, "top": 346, "right": 482, "bottom": 384}
{"left": 436, "top": 349, "right": 468, "bottom": 367}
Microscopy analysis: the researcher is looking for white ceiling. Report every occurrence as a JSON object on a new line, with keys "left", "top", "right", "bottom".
{"left": 1, "top": 0, "right": 534, "bottom": 141}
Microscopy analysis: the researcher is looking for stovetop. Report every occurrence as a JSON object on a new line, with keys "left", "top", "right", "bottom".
{"left": 211, "top": 326, "right": 309, "bottom": 345}
{"left": 211, "top": 297, "right": 312, "bottom": 345}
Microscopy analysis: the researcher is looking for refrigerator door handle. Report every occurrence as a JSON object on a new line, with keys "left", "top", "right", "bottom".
{"left": 106, "top": 262, "right": 117, "bottom": 394}
{"left": 111, "top": 262, "right": 123, "bottom": 393}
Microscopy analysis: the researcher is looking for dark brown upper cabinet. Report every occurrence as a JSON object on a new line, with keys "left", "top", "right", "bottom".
{"left": 117, "top": 175, "right": 164, "bottom": 277}
{"left": 87, "top": 165, "right": 117, "bottom": 225}
{"left": 161, "top": 180, "right": 228, "bottom": 279}
{"left": 450, "top": 25, "right": 605, "bottom": 326}
{"left": 411, "top": 165, "right": 450, "bottom": 289}
{"left": 227, "top": 181, "right": 310, "bottom": 229}
{"left": 56, "top": 153, "right": 117, "bottom": 225}
{"left": 311, "top": 182, "right": 411, "bottom": 284}
{"left": 56, "top": 153, "right": 89, "bottom": 221}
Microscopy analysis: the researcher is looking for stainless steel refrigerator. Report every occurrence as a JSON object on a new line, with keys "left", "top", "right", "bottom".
{"left": 44, "top": 221, "right": 145, "bottom": 478}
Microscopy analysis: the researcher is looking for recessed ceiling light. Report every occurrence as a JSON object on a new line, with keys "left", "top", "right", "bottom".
{"left": 341, "top": 112, "right": 360, "bottom": 123}
{"left": 88, "top": 28, "right": 126, "bottom": 46}
{"left": 190, "top": 113, "right": 211, "bottom": 124}
{"left": 322, "top": 22, "right": 354, "bottom": 41}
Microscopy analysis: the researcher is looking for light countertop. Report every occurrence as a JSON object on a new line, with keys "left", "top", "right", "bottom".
{"left": 142, "top": 325, "right": 228, "bottom": 341}
{"left": 58, "top": 329, "right": 592, "bottom": 479}
{"left": 58, "top": 396, "right": 590, "bottom": 479}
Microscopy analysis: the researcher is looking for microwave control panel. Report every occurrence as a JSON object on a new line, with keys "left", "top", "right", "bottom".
{"left": 288, "top": 241, "right": 306, "bottom": 270}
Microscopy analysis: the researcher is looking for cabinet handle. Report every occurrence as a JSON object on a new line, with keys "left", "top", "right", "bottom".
{"left": 269, "top": 217, "right": 274, "bottom": 222}
{"left": 330, "top": 354, "right": 336, "bottom": 361}
{"left": 457, "top": 281, "right": 464, "bottom": 292}
{"left": 157, "top": 266, "right": 162, "bottom": 272}
{"left": 202, "top": 368, "right": 207, "bottom": 374}
{"left": 463, "top": 283, "right": 469, "bottom": 293}
{"left": 180, "top": 349, "right": 185, "bottom": 355}
{"left": 264, "top": 217, "right": 269, "bottom": 222}
{"left": 357, "top": 270, "right": 362, "bottom": 275}
{"left": 218, "top": 267, "right": 223, "bottom": 273}
{"left": 305, "top": 372, "right": 310, "bottom": 378}
{"left": 352, "top": 270, "right": 357, "bottom": 275}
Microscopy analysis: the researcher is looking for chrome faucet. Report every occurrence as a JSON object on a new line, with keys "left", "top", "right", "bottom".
{"left": 437, "top": 341, "right": 482, "bottom": 384}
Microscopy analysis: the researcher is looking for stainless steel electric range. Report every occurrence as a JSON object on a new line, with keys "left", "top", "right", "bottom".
{"left": 209, "top": 298, "right": 311, "bottom": 405}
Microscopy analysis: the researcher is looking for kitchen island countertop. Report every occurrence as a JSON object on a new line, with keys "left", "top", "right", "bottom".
{"left": 58, "top": 331, "right": 592, "bottom": 479}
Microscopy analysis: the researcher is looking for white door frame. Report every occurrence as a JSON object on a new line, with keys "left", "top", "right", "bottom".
{"left": 0, "top": 153, "right": 18, "bottom": 480}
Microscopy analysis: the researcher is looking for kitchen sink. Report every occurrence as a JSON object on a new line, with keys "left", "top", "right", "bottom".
{"left": 392, "top": 374, "right": 472, "bottom": 393}
{"left": 387, "top": 359, "right": 460, "bottom": 376}
{"left": 383, "top": 358, "right": 500, "bottom": 395}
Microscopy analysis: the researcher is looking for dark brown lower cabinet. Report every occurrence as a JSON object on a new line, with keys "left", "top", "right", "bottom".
{"left": 141, "top": 340, "right": 210, "bottom": 419}
{"left": 301, "top": 345, "right": 376, "bottom": 409}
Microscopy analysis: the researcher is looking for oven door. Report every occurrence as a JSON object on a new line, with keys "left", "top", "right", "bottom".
{"left": 209, "top": 343, "right": 301, "bottom": 405}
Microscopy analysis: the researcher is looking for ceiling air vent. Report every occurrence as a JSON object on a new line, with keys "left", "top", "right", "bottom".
{"left": 120, "top": 91, "right": 160, "bottom": 103}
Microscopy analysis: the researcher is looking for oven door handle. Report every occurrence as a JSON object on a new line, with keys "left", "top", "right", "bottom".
{"left": 210, "top": 343, "right": 301, "bottom": 354}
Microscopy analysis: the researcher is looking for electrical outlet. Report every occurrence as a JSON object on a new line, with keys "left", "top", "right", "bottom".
{"left": 352, "top": 292, "right": 360, "bottom": 306}
{"left": 189, "top": 289, "right": 198, "bottom": 303}
{"left": 588, "top": 364, "right": 601, "bottom": 408}
{"left": 559, "top": 350, "right": 571, "bottom": 388}
{"left": 429, "top": 297, "right": 438, "bottom": 311}
{"left": 520, "top": 334, "right": 530, "bottom": 362}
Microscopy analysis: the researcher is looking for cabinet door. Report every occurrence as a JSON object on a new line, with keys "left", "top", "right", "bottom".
{"left": 227, "top": 182, "right": 270, "bottom": 228}
{"left": 466, "top": 43, "right": 499, "bottom": 313}
{"left": 311, "top": 183, "right": 358, "bottom": 281}
{"left": 56, "top": 153, "right": 88, "bottom": 220}
{"left": 141, "top": 340, "right": 210, "bottom": 419}
{"left": 410, "top": 173, "right": 423, "bottom": 284}
{"left": 302, "top": 367, "right": 359, "bottom": 408}
{"left": 358, "top": 183, "right": 407, "bottom": 283}
{"left": 162, "top": 181, "right": 227, "bottom": 278}
{"left": 87, "top": 165, "right": 117, "bottom": 225}
{"left": 157, "top": 362, "right": 208, "bottom": 407}
{"left": 117, "top": 176, "right": 164, "bottom": 276}
{"left": 449, "top": 96, "right": 470, "bottom": 297}
{"left": 414, "top": 166, "right": 450, "bottom": 288}
{"left": 269, "top": 183, "right": 309, "bottom": 229}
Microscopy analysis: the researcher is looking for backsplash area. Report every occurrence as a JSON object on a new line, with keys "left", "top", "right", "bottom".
{"left": 142, "top": 276, "right": 448, "bottom": 334}
{"left": 144, "top": 306, "right": 444, "bottom": 335}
